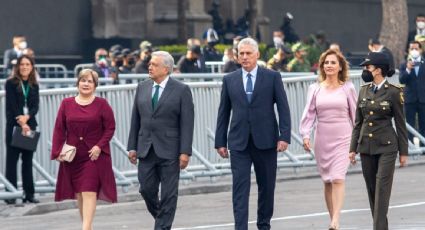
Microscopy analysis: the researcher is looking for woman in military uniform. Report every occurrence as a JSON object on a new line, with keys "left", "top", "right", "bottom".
{"left": 349, "top": 52, "right": 408, "bottom": 230}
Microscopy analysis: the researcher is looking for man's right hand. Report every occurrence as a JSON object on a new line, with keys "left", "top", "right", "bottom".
{"left": 128, "top": 151, "right": 137, "bottom": 164}
{"left": 217, "top": 147, "right": 229, "bottom": 158}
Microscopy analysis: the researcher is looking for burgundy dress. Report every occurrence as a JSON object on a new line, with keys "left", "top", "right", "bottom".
{"left": 51, "top": 97, "right": 117, "bottom": 202}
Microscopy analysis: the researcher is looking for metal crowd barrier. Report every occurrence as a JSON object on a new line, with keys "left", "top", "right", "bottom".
{"left": 1, "top": 71, "right": 424, "bottom": 200}
{"left": 74, "top": 63, "right": 93, "bottom": 77}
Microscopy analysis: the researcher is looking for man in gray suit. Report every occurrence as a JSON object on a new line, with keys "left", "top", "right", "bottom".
{"left": 127, "top": 51, "right": 194, "bottom": 230}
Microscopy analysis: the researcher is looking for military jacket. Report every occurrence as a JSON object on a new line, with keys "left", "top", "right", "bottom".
{"left": 349, "top": 81, "right": 408, "bottom": 155}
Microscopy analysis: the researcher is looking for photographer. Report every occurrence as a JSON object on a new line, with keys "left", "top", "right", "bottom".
{"left": 399, "top": 41, "right": 425, "bottom": 143}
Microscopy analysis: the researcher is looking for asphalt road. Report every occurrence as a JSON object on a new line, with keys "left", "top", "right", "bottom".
{"left": 0, "top": 164, "right": 424, "bottom": 230}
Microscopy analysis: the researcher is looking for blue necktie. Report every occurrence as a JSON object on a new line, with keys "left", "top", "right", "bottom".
{"left": 246, "top": 73, "right": 253, "bottom": 103}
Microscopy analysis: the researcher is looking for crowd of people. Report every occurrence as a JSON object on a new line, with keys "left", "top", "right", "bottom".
{"left": 2, "top": 11, "right": 425, "bottom": 230}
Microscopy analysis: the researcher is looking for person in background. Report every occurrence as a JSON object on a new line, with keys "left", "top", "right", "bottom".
{"left": 119, "top": 48, "right": 134, "bottom": 74}
{"left": 287, "top": 43, "right": 311, "bottom": 72}
{"left": 399, "top": 41, "right": 425, "bottom": 143}
{"left": 350, "top": 52, "right": 408, "bottom": 230}
{"left": 4, "top": 55, "right": 40, "bottom": 205}
{"left": 368, "top": 38, "right": 395, "bottom": 69}
{"left": 51, "top": 69, "right": 117, "bottom": 230}
{"left": 329, "top": 43, "right": 341, "bottom": 53}
{"left": 177, "top": 45, "right": 206, "bottom": 73}
{"left": 300, "top": 49, "right": 357, "bottom": 230}
{"left": 408, "top": 14, "right": 425, "bottom": 48}
{"left": 133, "top": 42, "right": 153, "bottom": 74}
{"left": 3, "top": 35, "right": 27, "bottom": 76}
{"left": 267, "top": 44, "right": 291, "bottom": 72}
{"left": 223, "top": 47, "right": 240, "bottom": 73}
{"left": 202, "top": 28, "right": 222, "bottom": 61}
{"left": 280, "top": 12, "right": 299, "bottom": 44}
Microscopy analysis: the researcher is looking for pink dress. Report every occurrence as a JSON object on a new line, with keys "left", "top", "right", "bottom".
{"left": 300, "top": 82, "right": 357, "bottom": 182}
{"left": 51, "top": 97, "right": 117, "bottom": 202}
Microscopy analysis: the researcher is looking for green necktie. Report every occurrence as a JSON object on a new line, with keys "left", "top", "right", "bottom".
{"left": 152, "top": 85, "right": 160, "bottom": 109}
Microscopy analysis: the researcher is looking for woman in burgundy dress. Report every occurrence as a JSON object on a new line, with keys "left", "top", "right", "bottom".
{"left": 51, "top": 69, "right": 117, "bottom": 230}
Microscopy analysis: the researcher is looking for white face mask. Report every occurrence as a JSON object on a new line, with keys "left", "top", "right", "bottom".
{"left": 417, "top": 21, "right": 425, "bottom": 30}
{"left": 18, "top": 41, "right": 27, "bottom": 50}
{"left": 273, "top": 37, "right": 283, "bottom": 47}
{"left": 410, "top": 49, "right": 421, "bottom": 59}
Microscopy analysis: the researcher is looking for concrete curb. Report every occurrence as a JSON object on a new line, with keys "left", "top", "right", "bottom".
{"left": 5, "top": 157, "right": 425, "bottom": 217}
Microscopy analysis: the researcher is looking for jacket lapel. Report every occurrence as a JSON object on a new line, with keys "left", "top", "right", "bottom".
{"left": 144, "top": 80, "right": 154, "bottom": 114}
{"left": 153, "top": 77, "right": 176, "bottom": 113}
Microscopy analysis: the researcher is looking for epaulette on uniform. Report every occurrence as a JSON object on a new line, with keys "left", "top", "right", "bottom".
{"left": 361, "top": 82, "right": 372, "bottom": 87}
{"left": 386, "top": 82, "right": 402, "bottom": 89}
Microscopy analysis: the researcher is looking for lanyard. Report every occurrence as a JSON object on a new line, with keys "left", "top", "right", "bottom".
{"left": 21, "top": 82, "right": 30, "bottom": 105}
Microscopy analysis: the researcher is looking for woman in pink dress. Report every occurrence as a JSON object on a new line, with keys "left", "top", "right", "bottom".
{"left": 300, "top": 49, "right": 357, "bottom": 230}
{"left": 51, "top": 69, "right": 117, "bottom": 230}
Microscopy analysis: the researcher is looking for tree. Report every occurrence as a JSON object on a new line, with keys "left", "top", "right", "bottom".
{"left": 247, "top": 0, "right": 258, "bottom": 39}
{"left": 177, "top": 0, "right": 188, "bottom": 43}
{"left": 379, "top": 0, "right": 408, "bottom": 67}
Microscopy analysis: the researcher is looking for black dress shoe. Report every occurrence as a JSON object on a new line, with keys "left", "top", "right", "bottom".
{"left": 23, "top": 197, "right": 40, "bottom": 204}
{"left": 4, "top": 199, "right": 16, "bottom": 205}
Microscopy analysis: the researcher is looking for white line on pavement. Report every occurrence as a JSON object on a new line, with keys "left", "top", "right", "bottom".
{"left": 172, "top": 201, "right": 425, "bottom": 230}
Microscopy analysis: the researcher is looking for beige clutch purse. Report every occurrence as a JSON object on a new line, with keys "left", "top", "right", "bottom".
{"left": 60, "top": 143, "right": 76, "bottom": 162}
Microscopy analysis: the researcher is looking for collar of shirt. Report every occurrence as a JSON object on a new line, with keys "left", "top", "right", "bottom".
{"left": 242, "top": 65, "right": 258, "bottom": 91}
{"left": 373, "top": 78, "right": 387, "bottom": 90}
{"left": 412, "top": 56, "right": 422, "bottom": 63}
{"left": 417, "top": 28, "right": 425, "bottom": 36}
{"left": 153, "top": 75, "right": 170, "bottom": 89}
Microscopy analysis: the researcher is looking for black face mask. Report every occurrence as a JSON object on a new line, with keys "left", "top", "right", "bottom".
{"left": 116, "top": 60, "right": 123, "bottom": 67}
{"left": 361, "top": 69, "right": 374, "bottom": 82}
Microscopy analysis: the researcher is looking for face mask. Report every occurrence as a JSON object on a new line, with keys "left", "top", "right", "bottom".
{"left": 128, "top": 59, "right": 136, "bottom": 66}
{"left": 116, "top": 60, "right": 123, "bottom": 67}
{"left": 273, "top": 37, "right": 283, "bottom": 47}
{"left": 417, "top": 21, "right": 425, "bottom": 30}
{"left": 410, "top": 49, "right": 421, "bottom": 59}
{"left": 18, "top": 41, "right": 27, "bottom": 50}
{"left": 361, "top": 69, "right": 374, "bottom": 82}
{"left": 222, "top": 55, "right": 229, "bottom": 63}
{"left": 143, "top": 55, "right": 151, "bottom": 63}
{"left": 97, "top": 58, "right": 108, "bottom": 68}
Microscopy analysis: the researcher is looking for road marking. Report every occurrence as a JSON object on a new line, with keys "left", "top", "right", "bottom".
{"left": 172, "top": 201, "right": 425, "bottom": 230}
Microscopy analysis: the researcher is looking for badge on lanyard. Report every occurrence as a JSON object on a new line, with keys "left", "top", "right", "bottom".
{"left": 21, "top": 82, "right": 30, "bottom": 115}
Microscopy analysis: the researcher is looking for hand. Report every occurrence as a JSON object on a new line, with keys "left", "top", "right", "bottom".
{"left": 16, "top": 115, "right": 30, "bottom": 126}
{"left": 303, "top": 138, "right": 311, "bottom": 152}
{"left": 217, "top": 147, "right": 229, "bottom": 158}
{"left": 399, "top": 154, "right": 408, "bottom": 167}
{"left": 88, "top": 145, "right": 101, "bottom": 161}
{"left": 349, "top": 152, "right": 357, "bottom": 165}
{"left": 179, "top": 153, "right": 190, "bottom": 169}
{"left": 56, "top": 154, "right": 65, "bottom": 162}
{"left": 406, "top": 61, "right": 414, "bottom": 71}
{"left": 128, "top": 151, "right": 137, "bottom": 164}
{"left": 277, "top": 141, "right": 288, "bottom": 152}
{"left": 21, "top": 124, "right": 31, "bottom": 136}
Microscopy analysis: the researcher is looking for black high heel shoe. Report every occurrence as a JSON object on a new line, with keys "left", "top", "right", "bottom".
{"left": 23, "top": 196, "right": 40, "bottom": 204}
{"left": 4, "top": 199, "right": 16, "bottom": 205}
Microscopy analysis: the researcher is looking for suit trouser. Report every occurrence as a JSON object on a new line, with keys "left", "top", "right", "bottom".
{"left": 5, "top": 145, "right": 35, "bottom": 197}
{"left": 230, "top": 137, "right": 277, "bottom": 230}
{"left": 405, "top": 102, "right": 425, "bottom": 143}
{"left": 138, "top": 147, "right": 180, "bottom": 230}
{"left": 360, "top": 152, "right": 397, "bottom": 230}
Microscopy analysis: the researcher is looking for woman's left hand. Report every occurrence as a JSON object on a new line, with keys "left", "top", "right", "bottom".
{"left": 88, "top": 145, "right": 101, "bottom": 161}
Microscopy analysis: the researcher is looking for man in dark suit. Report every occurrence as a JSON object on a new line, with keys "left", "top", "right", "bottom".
{"left": 215, "top": 37, "right": 291, "bottom": 230}
{"left": 407, "top": 14, "right": 425, "bottom": 48}
{"left": 368, "top": 38, "right": 395, "bottom": 69}
{"left": 3, "top": 35, "right": 27, "bottom": 76}
{"left": 127, "top": 51, "right": 194, "bottom": 230}
{"left": 399, "top": 41, "right": 425, "bottom": 142}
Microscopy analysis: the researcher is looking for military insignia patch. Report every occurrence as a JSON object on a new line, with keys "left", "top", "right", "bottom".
{"left": 400, "top": 92, "right": 404, "bottom": 104}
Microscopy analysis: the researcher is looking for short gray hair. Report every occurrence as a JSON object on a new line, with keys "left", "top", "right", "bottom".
{"left": 237, "top": 37, "right": 259, "bottom": 53}
{"left": 152, "top": 51, "right": 174, "bottom": 74}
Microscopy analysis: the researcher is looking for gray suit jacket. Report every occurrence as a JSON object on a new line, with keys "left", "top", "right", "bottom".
{"left": 127, "top": 77, "right": 195, "bottom": 160}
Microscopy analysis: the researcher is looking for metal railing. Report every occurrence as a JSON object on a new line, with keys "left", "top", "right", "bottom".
{"left": 1, "top": 71, "right": 424, "bottom": 200}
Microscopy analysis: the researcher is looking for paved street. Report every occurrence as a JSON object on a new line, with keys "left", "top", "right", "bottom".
{"left": 0, "top": 164, "right": 424, "bottom": 230}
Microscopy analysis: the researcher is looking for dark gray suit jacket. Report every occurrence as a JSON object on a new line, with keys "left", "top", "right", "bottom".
{"left": 215, "top": 67, "right": 291, "bottom": 151}
{"left": 127, "top": 77, "right": 194, "bottom": 160}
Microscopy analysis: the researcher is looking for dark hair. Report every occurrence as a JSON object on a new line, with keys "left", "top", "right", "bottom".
{"left": 416, "top": 13, "right": 425, "bottom": 19}
{"left": 409, "top": 41, "right": 422, "bottom": 49}
{"left": 374, "top": 64, "right": 395, "bottom": 77}
{"left": 10, "top": 55, "right": 38, "bottom": 87}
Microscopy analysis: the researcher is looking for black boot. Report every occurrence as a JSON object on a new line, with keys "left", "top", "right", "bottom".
{"left": 4, "top": 199, "right": 16, "bottom": 205}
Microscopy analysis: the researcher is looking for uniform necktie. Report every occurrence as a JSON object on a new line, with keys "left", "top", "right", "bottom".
{"left": 152, "top": 85, "right": 160, "bottom": 109}
{"left": 373, "top": 85, "right": 378, "bottom": 94}
{"left": 246, "top": 73, "right": 253, "bottom": 103}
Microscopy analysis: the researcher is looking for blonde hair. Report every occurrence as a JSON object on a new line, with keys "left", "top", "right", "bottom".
{"left": 77, "top": 69, "right": 99, "bottom": 87}
{"left": 318, "top": 49, "right": 349, "bottom": 83}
